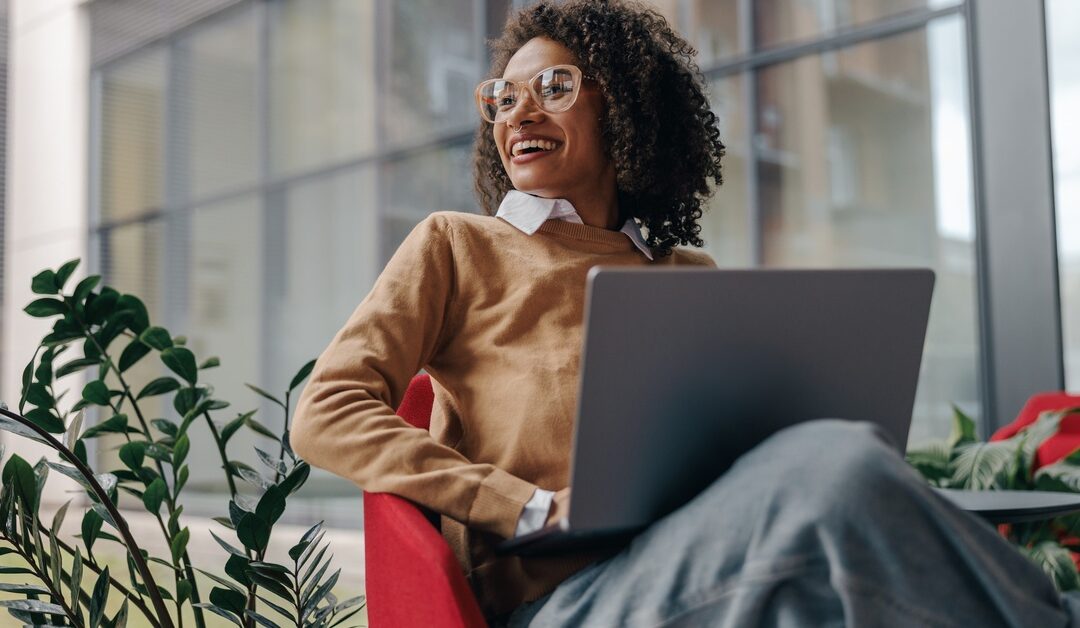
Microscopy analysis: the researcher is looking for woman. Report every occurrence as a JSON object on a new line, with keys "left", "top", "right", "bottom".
{"left": 291, "top": 1, "right": 1078, "bottom": 626}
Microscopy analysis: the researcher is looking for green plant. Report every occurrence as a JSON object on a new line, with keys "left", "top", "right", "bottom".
{"left": 0, "top": 259, "right": 364, "bottom": 627}
{"left": 907, "top": 404, "right": 1080, "bottom": 591}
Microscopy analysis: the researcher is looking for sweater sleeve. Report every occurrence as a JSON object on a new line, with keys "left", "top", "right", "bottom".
{"left": 290, "top": 213, "right": 539, "bottom": 539}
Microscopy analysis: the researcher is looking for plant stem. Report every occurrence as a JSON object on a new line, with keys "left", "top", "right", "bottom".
{"left": 0, "top": 406, "right": 175, "bottom": 628}
{"left": 0, "top": 534, "right": 85, "bottom": 628}
{"left": 202, "top": 411, "right": 239, "bottom": 500}
{"left": 54, "top": 536, "right": 159, "bottom": 628}
{"left": 78, "top": 323, "right": 207, "bottom": 628}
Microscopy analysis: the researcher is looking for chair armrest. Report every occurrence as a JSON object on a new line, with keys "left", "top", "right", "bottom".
{"left": 364, "top": 492, "right": 487, "bottom": 628}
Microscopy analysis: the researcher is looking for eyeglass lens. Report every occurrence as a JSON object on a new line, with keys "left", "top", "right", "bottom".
{"left": 479, "top": 67, "right": 578, "bottom": 122}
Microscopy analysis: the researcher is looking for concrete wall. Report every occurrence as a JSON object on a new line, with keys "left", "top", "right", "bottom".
{"left": 2, "top": 0, "right": 90, "bottom": 503}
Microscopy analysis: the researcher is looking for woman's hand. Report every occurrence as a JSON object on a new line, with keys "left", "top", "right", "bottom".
{"left": 545, "top": 487, "right": 571, "bottom": 526}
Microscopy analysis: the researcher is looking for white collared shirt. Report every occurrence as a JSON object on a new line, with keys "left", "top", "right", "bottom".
{"left": 497, "top": 190, "right": 651, "bottom": 537}
{"left": 496, "top": 189, "right": 654, "bottom": 261}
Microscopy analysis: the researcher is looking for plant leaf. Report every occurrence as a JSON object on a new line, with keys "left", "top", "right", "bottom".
{"left": 118, "top": 340, "right": 151, "bottom": 373}
{"left": 171, "top": 527, "right": 191, "bottom": 564}
{"left": 142, "top": 478, "right": 167, "bottom": 514}
{"left": 119, "top": 441, "right": 146, "bottom": 470}
{"left": 72, "top": 275, "right": 102, "bottom": 304}
{"left": 1022, "top": 541, "right": 1080, "bottom": 591}
{"left": 139, "top": 326, "right": 173, "bottom": 351}
{"left": 174, "top": 433, "right": 190, "bottom": 467}
{"left": 54, "top": 258, "right": 81, "bottom": 290}
{"left": 255, "top": 485, "right": 287, "bottom": 526}
{"left": 115, "top": 294, "right": 150, "bottom": 333}
{"left": 24, "top": 408, "right": 66, "bottom": 433}
{"left": 949, "top": 440, "right": 1020, "bottom": 490}
{"left": 161, "top": 347, "right": 198, "bottom": 385}
{"left": 82, "top": 381, "right": 112, "bottom": 406}
{"left": 236, "top": 512, "right": 271, "bottom": 553}
{"left": 193, "top": 603, "right": 244, "bottom": 627}
{"left": 246, "top": 384, "right": 286, "bottom": 409}
{"left": 200, "top": 356, "right": 221, "bottom": 369}
{"left": 906, "top": 441, "right": 953, "bottom": 487}
{"left": 136, "top": 377, "right": 181, "bottom": 401}
{"left": 31, "top": 270, "right": 58, "bottom": 295}
{"left": 289, "top": 359, "right": 317, "bottom": 392}
{"left": 255, "top": 447, "right": 287, "bottom": 476}
{"left": 80, "top": 414, "right": 131, "bottom": 439}
{"left": 24, "top": 298, "right": 66, "bottom": 318}
{"left": 89, "top": 565, "right": 111, "bottom": 628}
{"left": 0, "top": 600, "right": 67, "bottom": 614}
{"left": 0, "top": 415, "right": 54, "bottom": 447}
{"left": 245, "top": 416, "right": 279, "bottom": 440}
{"left": 210, "top": 530, "right": 247, "bottom": 557}
{"left": 279, "top": 462, "right": 310, "bottom": 496}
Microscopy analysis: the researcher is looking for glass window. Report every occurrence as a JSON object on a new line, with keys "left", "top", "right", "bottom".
{"left": 99, "top": 47, "right": 166, "bottom": 224}
{"left": 700, "top": 74, "right": 753, "bottom": 267}
{"left": 184, "top": 196, "right": 265, "bottom": 493}
{"left": 177, "top": 5, "right": 259, "bottom": 202}
{"left": 646, "top": 0, "right": 746, "bottom": 67}
{"left": 380, "top": 142, "right": 476, "bottom": 263}
{"left": 754, "top": 16, "right": 979, "bottom": 445}
{"left": 381, "top": 0, "right": 485, "bottom": 146}
{"left": 97, "top": 219, "right": 169, "bottom": 504}
{"left": 755, "top": 0, "right": 961, "bottom": 50}
{"left": 1048, "top": 0, "right": 1080, "bottom": 390}
{"left": 273, "top": 167, "right": 379, "bottom": 393}
{"left": 269, "top": 0, "right": 378, "bottom": 176}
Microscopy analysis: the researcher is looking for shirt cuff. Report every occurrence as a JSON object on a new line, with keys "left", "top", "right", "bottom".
{"left": 467, "top": 467, "right": 541, "bottom": 539}
{"left": 514, "top": 488, "right": 556, "bottom": 538}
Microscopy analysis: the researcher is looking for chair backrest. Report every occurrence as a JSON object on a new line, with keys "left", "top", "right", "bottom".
{"left": 397, "top": 372, "right": 435, "bottom": 430}
{"left": 364, "top": 372, "right": 489, "bottom": 628}
{"left": 991, "top": 391, "right": 1080, "bottom": 468}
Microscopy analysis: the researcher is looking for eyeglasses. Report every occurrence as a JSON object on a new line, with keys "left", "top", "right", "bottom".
{"left": 475, "top": 64, "right": 594, "bottom": 124}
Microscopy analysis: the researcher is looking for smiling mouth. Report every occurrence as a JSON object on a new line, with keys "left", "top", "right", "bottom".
{"left": 511, "top": 138, "right": 559, "bottom": 157}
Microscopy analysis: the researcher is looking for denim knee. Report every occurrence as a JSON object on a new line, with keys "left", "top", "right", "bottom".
{"left": 750, "top": 419, "right": 907, "bottom": 519}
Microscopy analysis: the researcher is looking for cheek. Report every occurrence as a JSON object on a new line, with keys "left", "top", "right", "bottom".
{"left": 493, "top": 129, "right": 509, "bottom": 162}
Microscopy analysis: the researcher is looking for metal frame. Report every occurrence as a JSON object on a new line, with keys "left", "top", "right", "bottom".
{"left": 965, "top": 0, "right": 1063, "bottom": 432}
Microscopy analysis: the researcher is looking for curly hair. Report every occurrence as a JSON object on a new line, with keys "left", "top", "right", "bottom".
{"left": 472, "top": 0, "right": 725, "bottom": 256}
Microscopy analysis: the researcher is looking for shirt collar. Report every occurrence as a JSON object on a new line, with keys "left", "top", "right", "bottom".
{"left": 495, "top": 190, "right": 654, "bottom": 260}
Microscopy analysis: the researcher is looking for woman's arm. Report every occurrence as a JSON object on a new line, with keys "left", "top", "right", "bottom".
{"left": 290, "top": 213, "right": 539, "bottom": 539}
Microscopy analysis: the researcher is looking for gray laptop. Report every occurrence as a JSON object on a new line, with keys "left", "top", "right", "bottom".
{"left": 496, "top": 267, "right": 1080, "bottom": 556}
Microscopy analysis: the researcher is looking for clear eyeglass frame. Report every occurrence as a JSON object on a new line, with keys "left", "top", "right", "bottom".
{"left": 474, "top": 64, "right": 595, "bottom": 124}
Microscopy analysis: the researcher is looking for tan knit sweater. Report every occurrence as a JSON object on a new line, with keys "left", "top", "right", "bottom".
{"left": 290, "top": 210, "right": 717, "bottom": 617}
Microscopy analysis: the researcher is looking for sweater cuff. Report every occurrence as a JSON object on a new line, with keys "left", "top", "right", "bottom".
{"left": 468, "top": 467, "right": 540, "bottom": 539}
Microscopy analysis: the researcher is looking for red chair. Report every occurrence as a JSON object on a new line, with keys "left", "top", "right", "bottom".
{"left": 364, "top": 374, "right": 488, "bottom": 628}
{"left": 990, "top": 392, "right": 1080, "bottom": 469}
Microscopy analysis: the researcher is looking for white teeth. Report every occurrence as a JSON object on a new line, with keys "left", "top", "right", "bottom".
{"left": 512, "top": 139, "right": 557, "bottom": 156}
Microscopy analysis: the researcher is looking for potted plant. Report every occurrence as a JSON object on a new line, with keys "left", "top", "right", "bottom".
{"left": 0, "top": 259, "right": 364, "bottom": 627}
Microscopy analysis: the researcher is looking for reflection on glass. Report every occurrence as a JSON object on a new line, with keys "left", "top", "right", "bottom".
{"left": 99, "top": 48, "right": 166, "bottom": 223}
{"left": 754, "top": 16, "right": 978, "bottom": 444}
{"left": 699, "top": 74, "right": 752, "bottom": 266}
{"left": 269, "top": 0, "right": 377, "bottom": 175}
{"left": 178, "top": 5, "right": 259, "bottom": 202}
{"left": 755, "top": 0, "right": 960, "bottom": 50}
{"left": 1048, "top": 0, "right": 1080, "bottom": 390}
{"left": 186, "top": 196, "right": 264, "bottom": 491}
{"left": 382, "top": 0, "right": 484, "bottom": 146}
{"left": 380, "top": 142, "right": 475, "bottom": 263}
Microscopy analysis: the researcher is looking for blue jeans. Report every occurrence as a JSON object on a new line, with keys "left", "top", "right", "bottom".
{"left": 498, "top": 420, "right": 1080, "bottom": 627}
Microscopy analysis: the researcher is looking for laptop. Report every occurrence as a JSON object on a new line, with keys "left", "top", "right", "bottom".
{"left": 496, "top": 267, "right": 1080, "bottom": 557}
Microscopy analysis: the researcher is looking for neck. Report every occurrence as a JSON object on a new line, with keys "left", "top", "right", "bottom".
{"left": 565, "top": 182, "right": 620, "bottom": 231}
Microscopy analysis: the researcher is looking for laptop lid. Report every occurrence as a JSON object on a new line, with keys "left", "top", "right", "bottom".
{"left": 564, "top": 267, "right": 935, "bottom": 534}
